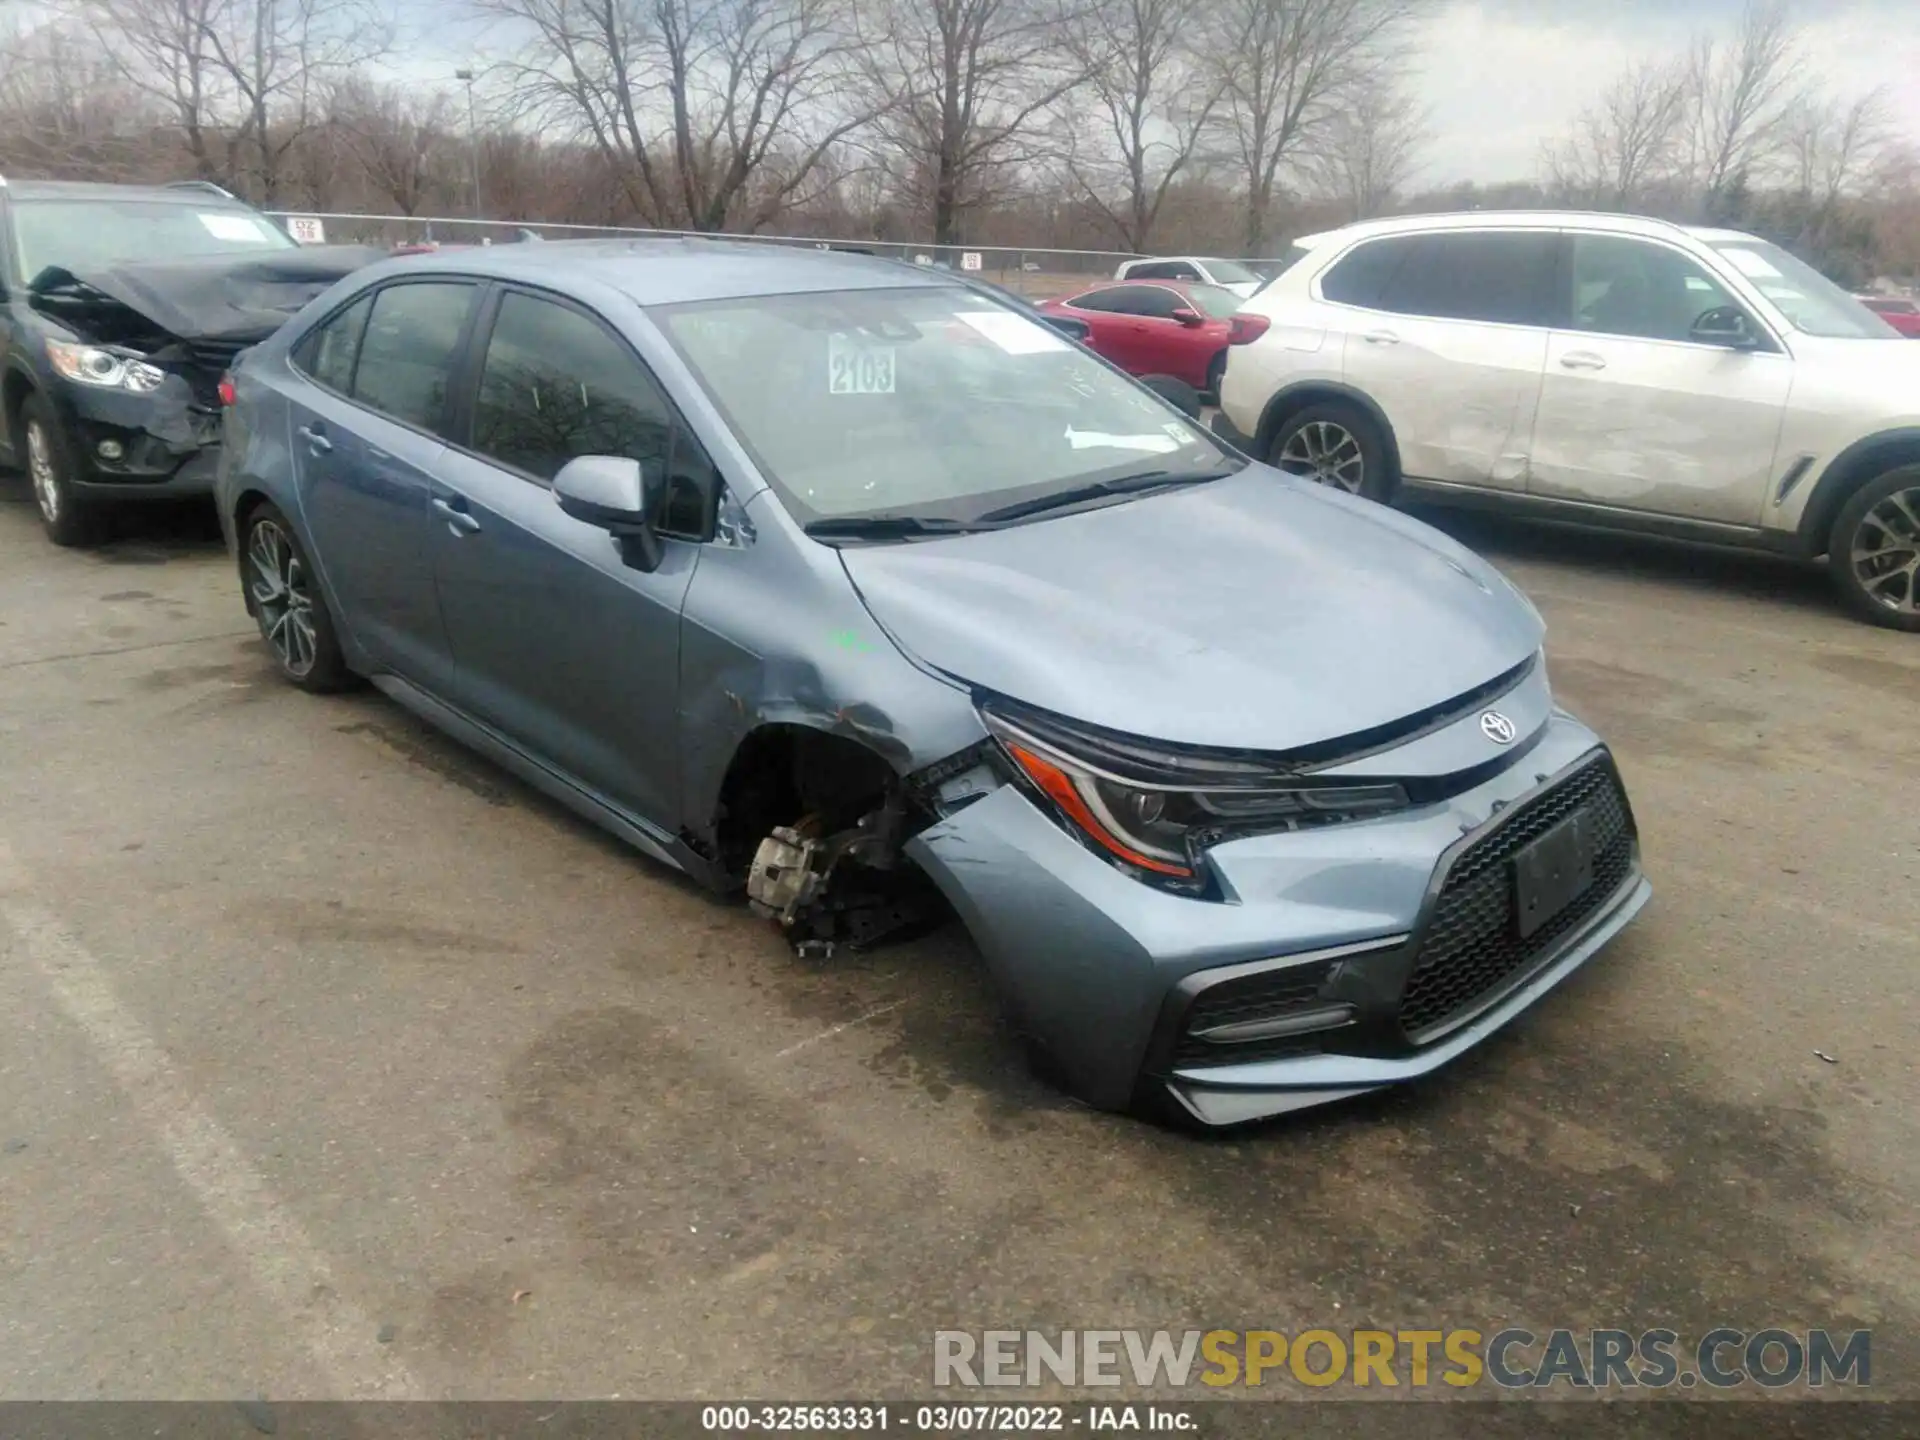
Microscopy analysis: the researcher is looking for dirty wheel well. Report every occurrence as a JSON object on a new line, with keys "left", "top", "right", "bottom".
{"left": 3, "top": 370, "right": 35, "bottom": 447}
{"left": 713, "top": 726, "right": 900, "bottom": 880}
{"left": 1805, "top": 436, "right": 1920, "bottom": 555}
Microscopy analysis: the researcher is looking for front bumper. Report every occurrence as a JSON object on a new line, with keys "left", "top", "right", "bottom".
{"left": 906, "top": 712, "right": 1647, "bottom": 1125}
{"left": 52, "top": 375, "right": 221, "bottom": 499}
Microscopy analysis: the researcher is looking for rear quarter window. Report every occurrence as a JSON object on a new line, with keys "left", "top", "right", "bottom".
{"left": 1319, "top": 237, "right": 1417, "bottom": 308}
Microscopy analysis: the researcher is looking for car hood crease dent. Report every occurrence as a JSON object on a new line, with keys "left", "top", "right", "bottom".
{"left": 838, "top": 468, "right": 1544, "bottom": 752}
{"left": 26, "top": 245, "right": 388, "bottom": 348}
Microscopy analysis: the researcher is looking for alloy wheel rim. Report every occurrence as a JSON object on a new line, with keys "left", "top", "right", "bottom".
{"left": 247, "top": 520, "right": 319, "bottom": 675}
{"left": 1277, "top": 421, "right": 1365, "bottom": 493}
{"left": 26, "top": 421, "right": 59, "bottom": 523}
{"left": 1850, "top": 485, "right": 1920, "bottom": 616}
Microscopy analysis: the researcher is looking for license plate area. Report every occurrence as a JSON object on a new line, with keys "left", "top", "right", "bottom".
{"left": 1512, "top": 808, "right": 1596, "bottom": 940}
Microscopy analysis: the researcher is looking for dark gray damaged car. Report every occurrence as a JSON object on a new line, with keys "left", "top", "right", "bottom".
{"left": 214, "top": 240, "right": 1650, "bottom": 1127}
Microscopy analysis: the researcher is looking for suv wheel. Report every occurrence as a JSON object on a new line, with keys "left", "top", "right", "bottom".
{"left": 21, "top": 395, "right": 99, "bottom": 547}
{"left": 1269, "top": 402, "right": 1392, "bottom": 502}
{"left": 242, "top": 502, "right": 354, "bottom": 690}
{"left": 1830, "top": 464, "right": 1920, "bottom": 632}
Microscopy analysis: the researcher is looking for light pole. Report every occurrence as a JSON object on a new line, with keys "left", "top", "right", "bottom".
{"left": 454, "top": 68, "right": 481, "bottom": 221}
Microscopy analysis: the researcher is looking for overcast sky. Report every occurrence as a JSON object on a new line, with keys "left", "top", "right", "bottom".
{"left": 1411, "top": 0, "right": 1920, "bottom": 182}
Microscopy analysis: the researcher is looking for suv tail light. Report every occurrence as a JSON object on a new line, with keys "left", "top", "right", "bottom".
{"left": 1228, "top": 315, "right": 1271, "bottom": 346}
{"left": 217, "top": 374, "right": 237, "bottom": 407}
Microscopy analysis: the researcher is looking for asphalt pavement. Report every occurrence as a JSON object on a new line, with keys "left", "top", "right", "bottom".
{"left": 0, "top": 480, "right": 1915, "bottom": 1403}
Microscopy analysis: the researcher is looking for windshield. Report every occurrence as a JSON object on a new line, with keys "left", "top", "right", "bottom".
{"left": 1709, "top": 240, "right": 1897, "bottom": 339}
{"left": 656, "top": 287, "right": 1239, "bottom": 526}
{"left": 1202, "top": 259, "right": 1261, "bottom": 285}
{"left": 12, "top": 200, "right": 293, "bottom": 283}
{"left": 1185, "top": 284, "right": 1246, "bottom": 318}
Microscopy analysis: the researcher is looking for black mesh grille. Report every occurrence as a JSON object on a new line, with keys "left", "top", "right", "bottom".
{"left": 1399, "top": 760, "right": 1634, "bottom": 1042}
{"left": 1175, "top": 961, "right": 1335, "bottom": 1065}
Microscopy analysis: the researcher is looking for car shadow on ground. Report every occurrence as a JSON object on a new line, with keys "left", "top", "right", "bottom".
{"left": 1408, "top": 504, "right": 1844, "bottom": 622}
{"left": 0, "top": 468, "right": 226, "bottom": 558}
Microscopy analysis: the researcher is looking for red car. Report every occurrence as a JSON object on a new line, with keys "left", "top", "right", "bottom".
{"left": 1859, "top": 295, "right": 1920, "bottom": 337}
{"left": 1038, "top": 280, "right": 1262, "bottom": 394}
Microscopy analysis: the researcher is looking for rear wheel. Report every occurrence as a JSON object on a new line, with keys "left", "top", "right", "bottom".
{"left": 241, "top": 502, "right": 354, "bottom": 690}
{"left": 1829, "top": 464, "right": 1920, "bottom": 631}
{"left": 22, "top": 394, "right": 100, "bottom": 547}
{"left": 1269, "top": 401, "right": 1393, "bottom": 502}
{"left": 1204, "top": 352, "right": 1226, "bottom": 400}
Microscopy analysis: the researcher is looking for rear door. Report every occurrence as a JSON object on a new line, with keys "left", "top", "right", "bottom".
{"left": 426, "top": 285, "right": 713, "bottom": 829}
{"left": 1329, "top": 230, "right": 1558, "bottom": 491}
{"left": 1059, "top": 287, "right": 1151, "bottom": 373}
{"left": 288, "top": 280, "right": 477, "bottom": 692}
{"left": 1527, "top": 233, "right": 1791, "bottom": 524}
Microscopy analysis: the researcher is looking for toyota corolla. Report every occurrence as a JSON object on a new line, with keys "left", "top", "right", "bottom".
{"left": 215, "top": 240, "right": 1650, "bottom": 1127}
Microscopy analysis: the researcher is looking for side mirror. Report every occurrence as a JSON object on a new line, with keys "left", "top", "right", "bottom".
{"left": 553, "top": 454, "right": 665, "bottom": 570}
{"left": 1690, "top": 305, "right": 1760, "bottom": 350}
{"left": 1170, "top": 306, "right": 1204, "bottom": 327}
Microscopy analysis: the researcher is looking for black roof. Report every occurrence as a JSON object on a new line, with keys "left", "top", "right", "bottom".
{"left": 2, "top": 178, "right": 253, "bottom": 206}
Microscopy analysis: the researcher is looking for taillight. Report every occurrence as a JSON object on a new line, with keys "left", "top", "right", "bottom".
{"left": 217, "top": 374, "right": 237, "bottom": 407}
{"left": 1228, "top": 314, "right": 1271, "bottom": 346}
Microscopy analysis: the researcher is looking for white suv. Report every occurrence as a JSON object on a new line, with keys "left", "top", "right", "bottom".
{"left": 1215, "top": 211, "right": 1920, "bottom": 631}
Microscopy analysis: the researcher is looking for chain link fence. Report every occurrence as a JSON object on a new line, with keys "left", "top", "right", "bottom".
{"left": 264, "top": 211, "right": 1144, "bottom": 299}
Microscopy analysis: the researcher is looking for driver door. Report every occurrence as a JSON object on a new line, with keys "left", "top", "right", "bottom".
{"left": 1526, "top": 233, "right": 1792, "bottom": 524}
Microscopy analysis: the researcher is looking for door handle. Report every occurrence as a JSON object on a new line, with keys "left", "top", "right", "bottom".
{"left": 296, "top": 423, "right": 332, "bottom": 455}
{"left": 1559, "top": 351, "right": 1608, "bottom": 371}
{"left": 1361, "top": 330, "right": 1400, "bottom": 346}
{"left": 431, "top": 496, "right": 481, "bottom": 536}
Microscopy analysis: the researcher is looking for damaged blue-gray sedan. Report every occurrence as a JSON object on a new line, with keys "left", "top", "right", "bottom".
{"left": 214, "top": 240, "right": 1650, "bottom": 1127}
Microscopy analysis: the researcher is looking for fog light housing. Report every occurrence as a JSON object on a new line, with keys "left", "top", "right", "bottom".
{"left": 96, "top": 439, "right": 124, "bottom": 461}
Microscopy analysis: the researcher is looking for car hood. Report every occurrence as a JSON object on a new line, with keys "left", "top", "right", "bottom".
{"left": 838, "top": 467, "right": 1543, "bottom": 751}
{"left": 27, "top": 245, "right": 387, "bottom": 348}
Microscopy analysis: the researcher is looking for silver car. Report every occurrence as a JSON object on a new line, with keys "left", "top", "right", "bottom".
{"left": 215, "top": 241, "right": 1650, "bottom": 1127}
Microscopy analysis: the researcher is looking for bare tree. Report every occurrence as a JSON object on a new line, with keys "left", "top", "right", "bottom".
{"left": 1061, "top": 0, "right": 1227, "bottom": 252}
{"left": 74, "top": 0, "right": 230, "bottom": 182}
{"left": 475, "top": 0, "right": 877, "bottom": 232}
{"left": 330, "top": 78, "right": 455, "bottom": 216}
{"left": 1543, "top": 57, "right": 1690, "bottom": 209}
{"left": 1303, "top": 75, "right": 1424, "bottom": 221}
{"left": 862, "top": 0, "right": 1091, "bottom": 245}
{"left": 0, "top": 18, "right": 166, "bottom": 182}
{"left": 1784, "top": 87, "right": 1891, "bottom": 214}
{"left": 1212, "top": 0, "right": 1414, "bottom": 255}
{"left": 1685, "top": 0, "right": 1803, "bottom": 212}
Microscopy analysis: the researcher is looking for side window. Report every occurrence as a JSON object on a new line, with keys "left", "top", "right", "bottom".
{"left": 1379, "top": 233, "right": 1561, "bottom": 326}
{"left": 1130, "top": 287, "right": 1183, "bottom": 319}
{"left": 1128, "top": 262, "right": 1173, "bottom": 280}
{"left": 1320, "top": 237, "right": 1415, "bottom": 309}
{"left": 1570, "top": 234, "right": 1742, "bottom": 344}
{"left": 1069, "top": 289, "right": 1130, "bottom": 313}
{"left": 350, "top": 282, "right": 475, "bottom": 431}
{"left": 471, "top": 289, "right": 712, "bottom": 538}
{"left": 292, "top": 294, "right": 371, "bottom": 394}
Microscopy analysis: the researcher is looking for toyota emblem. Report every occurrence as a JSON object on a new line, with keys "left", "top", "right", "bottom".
{"left": 1480, "top": 710, "right": 1518, "bottom": 745}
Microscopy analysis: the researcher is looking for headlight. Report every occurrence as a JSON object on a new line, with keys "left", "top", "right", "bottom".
{"left": 980, "top": 701, "right": 1408, "bottom": 892}
{"left": 46, "top": 339, "right": 166, "bottom": 393}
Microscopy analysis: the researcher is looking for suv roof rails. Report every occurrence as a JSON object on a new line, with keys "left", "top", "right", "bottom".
{"left": 167, "top": 179, "right": 237, "bottom": 200}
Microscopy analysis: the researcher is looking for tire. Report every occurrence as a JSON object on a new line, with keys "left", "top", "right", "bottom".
{"left": 1204, "top": 352, "right": 1226, "bottom": 401}
{"left": 20, "top": 394, "right": 100, "bottom": 547}
{"left": 239, "top": 501, "right": 355, "bottom": 690}
{"left": 1828, "top": 463, "right": 1920, "bottom": 632}
{"left": 1267, "top": 400, "right": 1394, "bottom": 502}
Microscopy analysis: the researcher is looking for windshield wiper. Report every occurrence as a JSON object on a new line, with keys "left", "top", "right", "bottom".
{"left": 803, "top": 513, "right": 981, "bottom": 542}
{"left": 976, "top": 468, "right": 1237, "bottom": 525}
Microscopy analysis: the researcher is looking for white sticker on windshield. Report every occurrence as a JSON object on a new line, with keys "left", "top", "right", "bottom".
{"left": 199, "top": 213, "right": 268, "bottom": 242}
{"left": 956, "top": 309, "right": 1069, "bottom": 354}
{"left": 828, "top": 334, "right": 896, "bottom": 394}
{"left": 1065, "top": 427, "right": 1181, "bottom": 453}
{"left": 1721, "top": 248, "right": 1782, "bottom": 279}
